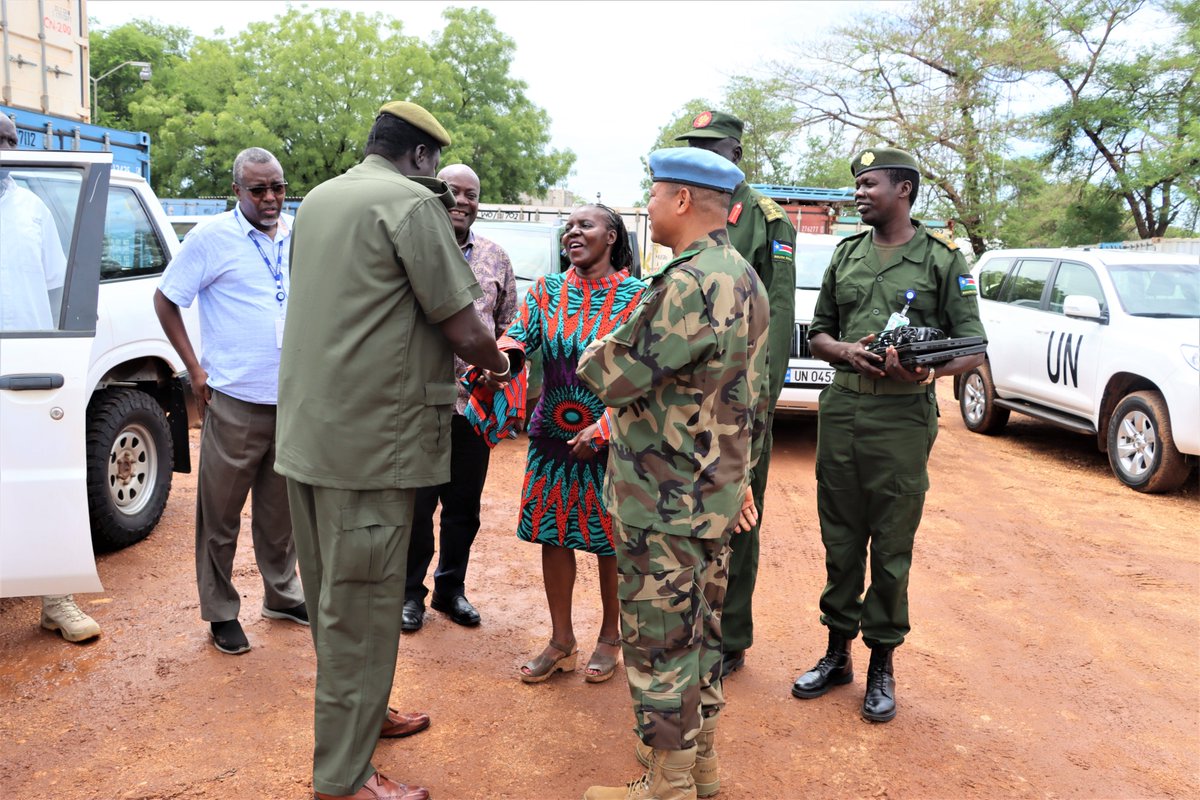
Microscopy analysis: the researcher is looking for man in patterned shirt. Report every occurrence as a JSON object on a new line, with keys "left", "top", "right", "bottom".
{"left": 577, "top": 148, "right": 771, "bottom": 800}
{"left": 403, "top": 163, "right": 518, "bottom": 632}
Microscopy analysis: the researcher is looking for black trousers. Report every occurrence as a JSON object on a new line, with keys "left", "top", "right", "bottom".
{"left": 405, "top": 414, "right": 491, "bottom": 603}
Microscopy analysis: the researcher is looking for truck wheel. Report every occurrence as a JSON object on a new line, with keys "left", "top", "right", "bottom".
{"left": 1107, "top": 391, "right": 1192, "bottom": 493}
{"left": 86, "top": 388, "right": 174, "bottom": 551}
{"left": 959, "top": 364, "right": 1009, "bottom": 434}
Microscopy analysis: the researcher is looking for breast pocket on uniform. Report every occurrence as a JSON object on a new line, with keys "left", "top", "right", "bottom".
{"left": 419, "top": 382, "right": 458, "bottom": 454}
{"left": 835, "top": 284, "right": 860, "bottom": 310}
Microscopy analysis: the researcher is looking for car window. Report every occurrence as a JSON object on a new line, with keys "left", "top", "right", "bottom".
{"left": 479, "top": 225, "right": 555, "bottom": 282}
{"left": 794, "top": 244, "right": 837, "bottom": 290}
{"left": 100, "top": 186, "right": 170, "bottom": 281}
{"left": 978, "top": 257, "right": 1011, "bottom": 300}
{"left": 1107, "top": 263, "right": 1200, "bottom": 318}
{"left": 1049, "top": 261, "right": 1106, "bottom": 314}
{"left": 998, "top": 258, "right": 1053, "bottom": 308}
{"left": 1, "top": 167, "right": 83, "bottom": 332}
{"left": 170, "top": 220, "right": 198, "bottom": 241}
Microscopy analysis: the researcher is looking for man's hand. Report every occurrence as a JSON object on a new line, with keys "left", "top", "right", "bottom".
{"left": 842, "top": 333, "right": 886, "bottom": 378}
{"left": 733, "top": 486, "right": 758, "bottom": 533}
{"left": 191, "top": 366, "right": 212, "bottom": 419}
{"left": 566, "top": 422, "right": 602, "bottom": 460}
{"left": 882, "top": 346, "right": 930, "bottom": 383}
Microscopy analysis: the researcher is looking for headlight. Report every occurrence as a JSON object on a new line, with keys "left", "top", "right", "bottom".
{"left": 1183, "top": 344, "right": 1200, "bottom": 371}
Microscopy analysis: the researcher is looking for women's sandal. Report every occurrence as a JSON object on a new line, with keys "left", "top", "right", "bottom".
{"left": 584, "top": 634, "right": 622, "bottom": 684}
{"left": 520, "top": 639, "right": 578, "bottom": 684}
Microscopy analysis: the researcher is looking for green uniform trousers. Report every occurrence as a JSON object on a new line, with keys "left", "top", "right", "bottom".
{"left": 615, "top": 521, "right": 729, "bottom": 751}
{"left": 286, "top": 480, "right": 415, "bottom": 797}
{"left": 721, "top": 417, "right": 772, "bottom": 653}
{"left": 815, "top": 384, "right": 937, "bottom": 648}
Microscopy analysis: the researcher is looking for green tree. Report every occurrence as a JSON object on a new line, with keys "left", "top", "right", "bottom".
{"left": 1037, "top": 0, "right": 1200, "bottom": 238}
{"left": 772, "top": 0, "right": 1059, "bottom": 254}
{"left": 997, "top": 158, "right": 1130, "bottom": 246}
{"left": 87, "top": 19, "right": 192, "bottom": 127}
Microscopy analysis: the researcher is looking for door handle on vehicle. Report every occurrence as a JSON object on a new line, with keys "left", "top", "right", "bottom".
{"left": 0, "top": 373, "right": 65, "bottom": 391}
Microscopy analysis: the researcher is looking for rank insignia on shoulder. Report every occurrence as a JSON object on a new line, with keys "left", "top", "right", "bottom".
{"left": 930, "top": 229, "right": 958, "bottom": 249}
{"left": 728, "top": 202, "right": 743, "bottom": 224}
{"left": 772, "top": 240, "right": 793, "bottom": 259}
{"left": 757, "top": 196, "right": 785, "bottom": 222}
{"left": 958, "top": 274, "right": 978, "bottom": 296}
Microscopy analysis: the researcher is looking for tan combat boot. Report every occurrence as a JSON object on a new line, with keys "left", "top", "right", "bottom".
{"left": 41, "top": 595, "right": 101, "bottom": 642}
{"left": 585, "top": 746, "right": 698, "bottom": 800}
{"left": 634, "top": 715, "right": 719, "bottom": 797}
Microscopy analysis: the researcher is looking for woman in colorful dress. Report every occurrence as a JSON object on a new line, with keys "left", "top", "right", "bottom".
{"left": 501, "top": 204, "right": 646, "bottom": 684}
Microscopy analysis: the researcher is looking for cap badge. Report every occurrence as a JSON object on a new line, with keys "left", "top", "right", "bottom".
{"left": 692, "top": 111, "right": 713, "bottom": 129}
{"left": 860, "top": 151, "right": 876, "bottom": 166}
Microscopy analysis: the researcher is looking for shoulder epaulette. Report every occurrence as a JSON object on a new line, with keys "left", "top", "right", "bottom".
{"left": 757, "top": 195, "right": 785, "bottom": 223}
{"left": 929, "top": 228, "right": 958, "bottom": 250}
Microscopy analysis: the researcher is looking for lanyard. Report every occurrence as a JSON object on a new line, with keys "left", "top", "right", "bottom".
{"left": 235, "top": 207, "right": 287, "bottom": 311}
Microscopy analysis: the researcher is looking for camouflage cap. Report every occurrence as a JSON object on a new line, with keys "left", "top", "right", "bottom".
{"left": 851, "top": 147, "right": 919, "bottom": 177}
{"left": 377, "top": 101, "right": 451, "bottom": 147}
{"left": 648, "top": 147, "right": 744, "bottom": 194}
{"left": 673, "top": 110, "right": 744, "bottom": 142}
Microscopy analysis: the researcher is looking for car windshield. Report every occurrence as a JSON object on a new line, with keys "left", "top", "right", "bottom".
{"left": 1106, "top": 263, "right": 1200, "bottom": 318}
{"left": 795, "top": 244, "right": 837, "bottom": 289}
{"left": 478, "top": 224, "right": 556, "bottom": 282}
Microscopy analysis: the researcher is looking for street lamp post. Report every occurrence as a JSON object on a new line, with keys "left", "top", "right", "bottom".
{"left": 90, "top": 61, "right": 152, "bottom": 122}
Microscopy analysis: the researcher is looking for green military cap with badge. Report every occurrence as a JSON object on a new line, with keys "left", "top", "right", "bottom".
{"left": 674, "top": 110, "right": 745, "bottom": 142}
{"left": 377, "top": 100, "right": 452, "bottom": 147}
{"left": 850, "top": 146, "right": 920, "bottom": 177}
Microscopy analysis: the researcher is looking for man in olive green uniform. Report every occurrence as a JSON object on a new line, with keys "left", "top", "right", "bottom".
{"left": 676, "top": 110, "right": 795, "bottom": 677}
{"left": 276, "top": 102, "right": 512, "bottom": 800}
{"left": 790, "top": 147, "right": 985, "bottom": 723}
{"left": 578, "top": 148, "right": 771, "bottom": 800}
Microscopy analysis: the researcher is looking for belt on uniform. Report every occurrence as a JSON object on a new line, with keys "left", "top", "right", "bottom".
{"left": 833, "top": 371, "right": 931, "bottom": 396}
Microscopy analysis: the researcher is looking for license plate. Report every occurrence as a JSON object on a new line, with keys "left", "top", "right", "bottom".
{"left": 786, "top": 367, "right": 834, "bottom": 386}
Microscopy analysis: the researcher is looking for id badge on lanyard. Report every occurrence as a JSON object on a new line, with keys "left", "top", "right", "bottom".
{"left": 239, "top": 208, "right": 288, "bottom": 348}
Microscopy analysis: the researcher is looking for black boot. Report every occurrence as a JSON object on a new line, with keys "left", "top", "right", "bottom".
{"left": 861, "top": 646, "right": 896, "bottom": 722}
{"left": 791, "top": 630, "right": 853, "bottom": 699}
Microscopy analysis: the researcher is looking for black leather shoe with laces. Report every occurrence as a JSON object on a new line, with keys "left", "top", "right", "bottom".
{"left": 791, "top": 630, "right": 853, "bottom": 699}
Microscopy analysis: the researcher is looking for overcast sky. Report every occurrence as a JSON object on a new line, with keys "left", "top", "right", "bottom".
{"left": 89, "top": 0, "right": 881, "bottom": 205}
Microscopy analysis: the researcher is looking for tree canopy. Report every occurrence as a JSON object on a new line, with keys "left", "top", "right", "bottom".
{"left": 91, "top": 8, "right": 574, "bottom": 200}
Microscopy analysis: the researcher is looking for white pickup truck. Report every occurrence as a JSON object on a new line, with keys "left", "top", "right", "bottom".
{"left": 1, "top": 151, "right": 198, "bottom": 597}
{"left": 955, "top": 247, "right": 1199, "bottom": 493}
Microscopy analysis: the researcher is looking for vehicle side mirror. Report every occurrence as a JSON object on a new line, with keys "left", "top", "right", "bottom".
{"left": 1063, "top": 294, "right": 1106, "bottom": 322}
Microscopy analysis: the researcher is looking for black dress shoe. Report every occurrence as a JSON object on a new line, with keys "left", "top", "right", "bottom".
{"left": 721, "top": 649, "right": 745, "bottom": 678}
{"left": 430, "top": 593, "right": 480, "bottom": 627}
{"left": 401, "top": 599, "right": 424, "bottom": 633}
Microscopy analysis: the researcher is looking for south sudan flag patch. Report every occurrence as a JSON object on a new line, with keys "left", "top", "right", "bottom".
{"left": 958, "top": 274, "right": 978, "bottom": 296}
{"left": 772, "top": 240, "right": 793, "bottom": 259}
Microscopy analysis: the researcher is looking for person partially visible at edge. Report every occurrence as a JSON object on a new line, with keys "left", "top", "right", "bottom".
{"left": 676, "top": 109, "right": 796, "bottom": 680}
{"left": 790, "top": 146, "right": 986, "bottom": 724}
{"left": 402, "top": 163, "right": 518, "bottom": 633}
{"left": 577, "top": 148, "right": 771, "bottom": 800}
{"left": 499, "top": 204, "right": 645, "bottom": 687}
{"left": 0, "top": 112, "right": 101, "bottom": 644}
{"left": 274, "top": 101, "right": 512, "bottom": 800}
{"left": 155, "top": 147, "right": 307, "bottom": 656}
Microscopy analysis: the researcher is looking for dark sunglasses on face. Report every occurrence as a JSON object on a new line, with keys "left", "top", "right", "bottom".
{"left": 239, "top": 182, "right": 288, "bottom": 198}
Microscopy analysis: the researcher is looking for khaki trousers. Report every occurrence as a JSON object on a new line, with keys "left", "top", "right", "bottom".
{"left": 286, "top": 480, "right": 415, "bottom": 797}
{"left": 195, "top": 389, "right": 302, "bottom": 621}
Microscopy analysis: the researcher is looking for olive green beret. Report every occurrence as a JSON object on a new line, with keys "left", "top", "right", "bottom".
{"left": 377, "top": 101, "right": 451, "bottom": 147}
{"left": 674, "top": 110, "right": 744, "bottom": 142}
{"left": 851, "top": 147, "right": 919, "bottom": 177}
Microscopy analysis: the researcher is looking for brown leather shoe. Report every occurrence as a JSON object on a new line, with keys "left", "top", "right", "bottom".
{"left": 380, "top": 707, "right": 431, "bottom": 738}
{"left": 314, "top": 771, "right": 430, "bottom": 800}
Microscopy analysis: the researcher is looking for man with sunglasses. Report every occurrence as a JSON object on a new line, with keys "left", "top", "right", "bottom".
{"left": 154, "top": 147, "right": 307, "bottom": 656}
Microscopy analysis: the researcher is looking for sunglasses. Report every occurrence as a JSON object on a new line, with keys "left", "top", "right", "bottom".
{"left": 238, "top": 182, "right": 288, "bottom": 198}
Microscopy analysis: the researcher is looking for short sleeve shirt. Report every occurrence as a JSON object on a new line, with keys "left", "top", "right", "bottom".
{"left": 0, "top": 178, "right": 67, "bottom": 331}
{"left": 275, "top": 156, "right": 482, "bottom": 490}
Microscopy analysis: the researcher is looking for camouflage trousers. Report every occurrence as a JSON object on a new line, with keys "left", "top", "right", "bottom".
{"left": 615, "top": 520, "right": 730, "bottom": 750}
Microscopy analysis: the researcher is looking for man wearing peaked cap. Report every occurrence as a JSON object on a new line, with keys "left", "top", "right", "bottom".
{"left": 675, "top": 110, "right": 796, "bottom": 685}
{"left": 275, "top": 100, "right": 512, "bottom": 800}
{"left": 792, "top": 145, "right": 986, "bottom": 724}
{"left": 576, "top": 146, "right": 772, "bottom": 800}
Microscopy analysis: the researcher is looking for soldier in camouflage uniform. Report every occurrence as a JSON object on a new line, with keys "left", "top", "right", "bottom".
{"left": 577, "top": 148, "right": 771, "bottom": 800}
{"left": 676, "top": 110, "right": 796, "bottom": 678}
{"left": 791, "top": 147, "right": 985, "bottom": 724}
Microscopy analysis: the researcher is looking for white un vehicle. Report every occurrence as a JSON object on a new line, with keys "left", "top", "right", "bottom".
{"left": 776, "top": 233, "right": 841, "bottom": 414}
{"left": 955, "top": 247, "right": 1199, "bottom": 493}
{"left": 1, "top": 151, "right": 197, "bottom": 597}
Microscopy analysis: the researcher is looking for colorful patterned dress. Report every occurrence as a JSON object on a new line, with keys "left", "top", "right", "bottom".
{"left": 504, "top": 267, "right": 646, "bottom": 555}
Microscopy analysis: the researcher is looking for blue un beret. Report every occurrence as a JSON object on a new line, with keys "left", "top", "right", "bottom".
{"left": 648, "top": 148, "right": 744, "bottom": 194}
